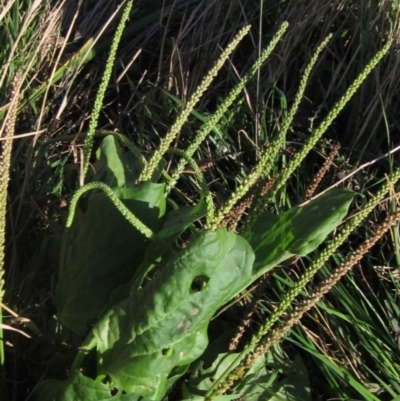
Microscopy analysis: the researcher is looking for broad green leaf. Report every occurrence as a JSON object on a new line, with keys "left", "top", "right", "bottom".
{"left": 34, "top": 371, "right": 145, "bottom": 401}
{"left": 56, "top": 183, "right": 166, "bottom": 334}
{"left": 92, "top": 228, "right": 255, "bottom": 399}
{"left": 109, "top": 201, "right": 207, "bottom": 299}
{"left": 159, "top": 200, "right": 207, "bottom": 240}
{"left": 121, "top": 151, "right": 145, "bottom": 186}
{"left": 94, "top": 135, "right": 127, "bottom": 187}
{"left": 288, "top": 189, "right": 356, "bottom": 255}
{"left": 34, "top": 372, "right": 113, "bottom": 401}
{"left": 189, "top": 353, "right": 241, "bottom": 394}
{"left": 90, "top": 135, "right": 145, "bottom": 187}
{"left": 249, "top": 188, "right": 355, "bottom": 277}
{"left": 106, "top": 239, "right": 176, "bottom": 308}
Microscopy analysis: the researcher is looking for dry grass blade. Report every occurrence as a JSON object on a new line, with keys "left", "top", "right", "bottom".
{"left": 0, "top": 324, "right": 30, "bottom": 338}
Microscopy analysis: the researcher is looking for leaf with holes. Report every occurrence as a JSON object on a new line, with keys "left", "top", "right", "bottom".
{"left": 34, "top": 371, "right": 147, "bottom": 401}
{"left": 92, "top": 227, "right": 255, "bottom": 399}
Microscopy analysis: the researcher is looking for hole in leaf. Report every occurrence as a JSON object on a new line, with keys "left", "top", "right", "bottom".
{"left": 191, "top": 275, "right": 210, "bottom": 292}
{"left": 162, "top": 348, "right": 174, "bottom": 356}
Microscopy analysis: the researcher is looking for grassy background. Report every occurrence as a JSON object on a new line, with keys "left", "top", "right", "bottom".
{"left": 1, "top": 0, "right": 400, "bottom": 399}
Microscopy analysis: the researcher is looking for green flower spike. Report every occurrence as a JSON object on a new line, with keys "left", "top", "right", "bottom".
{"left": 138, "top": 25, "right": 251, "bottom": 183}
{"left": 165, "top": 21, "right": 289, "bottom": 195}
{"left": 267, "top": 39, "right": 393, "bottom": 203}
{"left": 82, "top": 0, "right": 134, "bottom": 180}
{"left": 66, "top": 182, "right": 155, "bottom": 240}
{"left": 204, "top": 162, "right": 400, "bottom": 401}
{"left": 209, "top": 33, "right": 332, "bottom": 231}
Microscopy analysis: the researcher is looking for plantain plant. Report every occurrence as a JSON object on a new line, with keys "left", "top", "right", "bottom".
{"left": 28, "top": 1, "right": 397, "bottom": 400}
